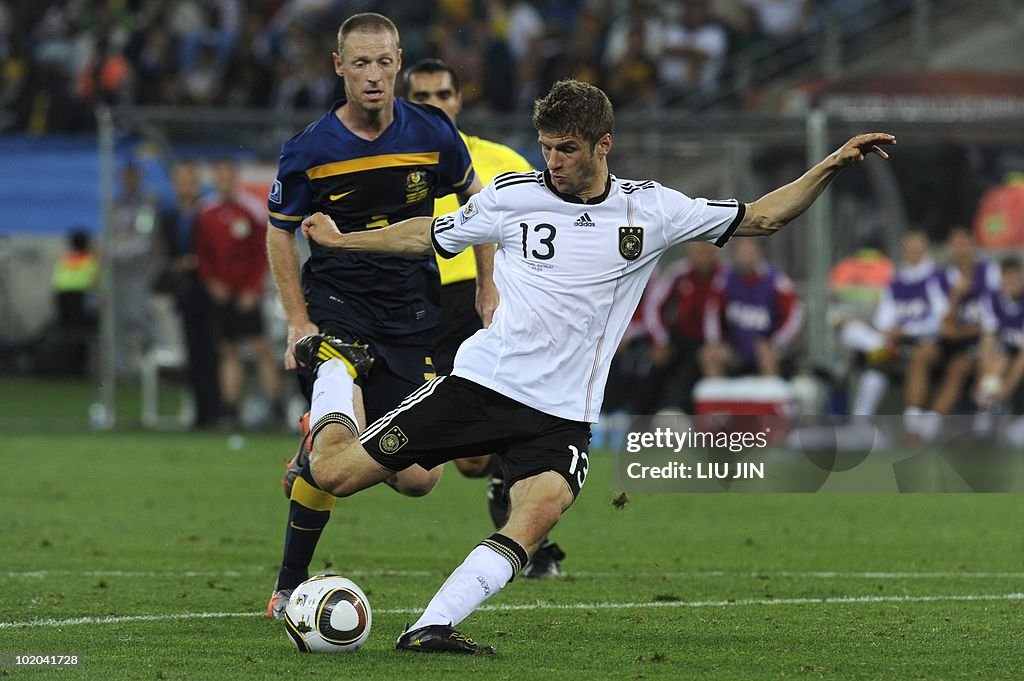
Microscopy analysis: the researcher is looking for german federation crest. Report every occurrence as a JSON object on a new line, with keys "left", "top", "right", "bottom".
{"left": 379, "top": 426, "right": 409, "bottom": 454}
{"left": 618, "top": 226, "right": 644, "bottom": 261}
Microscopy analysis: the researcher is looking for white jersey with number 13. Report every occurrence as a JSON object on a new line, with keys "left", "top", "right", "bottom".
{"left": 431, "top": 170, "right": 743, "bottom": 423}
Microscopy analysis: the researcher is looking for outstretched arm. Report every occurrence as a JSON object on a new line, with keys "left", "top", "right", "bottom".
{"left": 736, "top": 132, "right": 896, "bottom": 237}
{"left": 302, "top": 213, "right": 435, "bottom": 256}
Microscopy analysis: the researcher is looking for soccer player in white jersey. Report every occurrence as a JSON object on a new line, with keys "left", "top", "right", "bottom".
{"left": 294, "top": 80, "right": 895, "bottom": 654}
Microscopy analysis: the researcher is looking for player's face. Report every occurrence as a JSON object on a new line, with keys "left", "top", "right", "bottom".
{"left": 212, "top": 162, "right": 237, "bottom": 197}
{"left": 406, "top": 71, "right": 462, "bottom": 121}
{"left": 1002, "top": 268, "right": 1023, "bottom": 298}
{"left": 688, "top": 241, "right": 719, "bottom": 271}
{"left": 945, "top": 230, "right": 974, "bottom": 266}
{"left": 901, "top": 233, "right": 928, "bottom": 265}
{"left": 334, "top": 29, "right": 402, "bottom": 113}
{"left": 538, "top": 131, "right": 611, "bottom": 199}
{"left": 733, "top": 238, "right": 762, "bottom": 271}
{"left": 172, "top": 164, "right": 200, "bottom": 202}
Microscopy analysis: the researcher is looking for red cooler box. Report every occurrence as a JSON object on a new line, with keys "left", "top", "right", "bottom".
{"left": 692, "top": 377, "right": 795, "bottom": 443}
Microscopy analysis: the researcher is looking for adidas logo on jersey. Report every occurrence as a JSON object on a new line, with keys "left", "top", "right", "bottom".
{"left": 573, "top": 212, "right": 596, "bottom": 227}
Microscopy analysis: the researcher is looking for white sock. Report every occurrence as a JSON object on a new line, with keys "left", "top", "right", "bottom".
{"left": 903, "top": 406, "right": 923, "bottom": 434}
{"left": 840, "top": 319, "right": 884, "bottom": 352}
{"left": 410, "top": 534, "right": 528, "bottom": 630}
{"left": 852, "top": 369, "right": 888, "bottom": 416}
{"left": 310, "top": 359, "right": 358, "bottom": 437}
{"left": 919, "top": 410, "right": 942, "bottom": 442}
{"left": 973, "top": 410, "right": 995, "bottom": 435}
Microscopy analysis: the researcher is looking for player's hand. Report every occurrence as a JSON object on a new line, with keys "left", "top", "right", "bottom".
{"left": 238, "top": 290, "right": 260, "bottom": 312}
{"left": 207, "top": 280, "right": 230, "bottom": 304}
{"left": 476, "top": 280, "right": 500, "bottom": 328}
{"left": 832, "top": 133, "right": 896, "bottom": 167}
{"left": 301, "top": 212, "right": 343, "bottom": 247}
{"left": 650, "top": 342, "right": 672, "bottom": 366}
{"left": 285, "top": 320, "right": 320, "bottom": 370}
{"left": 949, "top": 275, "right": 972, "bottom": 301}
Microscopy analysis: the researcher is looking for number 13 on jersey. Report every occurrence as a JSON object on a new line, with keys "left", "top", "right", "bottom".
{"left": 520, "top": 222, "right": 557, "bottom": 260}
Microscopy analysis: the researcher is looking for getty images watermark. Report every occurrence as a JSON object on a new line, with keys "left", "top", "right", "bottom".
{"left": 625, "top": 426, "right": 771, "bottom": 481}
{"left": 610, "top": 413, "right": 1024, "bottom": 493}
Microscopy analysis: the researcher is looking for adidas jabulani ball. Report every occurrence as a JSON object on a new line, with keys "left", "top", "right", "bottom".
{"left": 283, "top": 575, "right": 372, "bottom": 653}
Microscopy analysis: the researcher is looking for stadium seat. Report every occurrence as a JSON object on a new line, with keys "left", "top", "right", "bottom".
{"left": 140, "top": 295, "right": 192, "bottom": 429}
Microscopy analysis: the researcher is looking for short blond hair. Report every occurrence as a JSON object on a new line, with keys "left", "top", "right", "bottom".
{"left": 337, "top": 13, "right": 400, "bottom": 55}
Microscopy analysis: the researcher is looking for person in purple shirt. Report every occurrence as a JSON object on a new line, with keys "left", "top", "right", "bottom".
{"left": 837, "top": 230, "right": 944, "bottom": 416}
{"left": 976, "top": 256, "right": 1024, "bottom": 413}
{"left": 904, "top": 227, "right": 1000, "bottom": 441}
{"left": 701, "top": 238, "right": 804, "bottom": 377}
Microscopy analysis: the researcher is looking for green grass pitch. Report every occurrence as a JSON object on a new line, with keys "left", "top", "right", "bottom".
{"left": 1, "top": 378, "right": 1022, "bottom": 679}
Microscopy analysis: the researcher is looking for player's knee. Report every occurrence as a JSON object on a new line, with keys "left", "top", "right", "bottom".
{"left": 911, "top": 344, "right": 937, "bottom": 366}
{"left": 308, "top": 457, "right": 349, "bottom": 497}
{"left": 454, "top": 455, "right": 491, "bottom": 478}
{"left": 948, "top": 357, "right": 974, "bottom": 379}
{"left": 393, "top": 480, "right": 433, "bottom": 497}
{"left": 391, "top": 466, "right": 441, "bottom": 497}
{"left": 308, "top": 444, "right": 364, "bottom": 498}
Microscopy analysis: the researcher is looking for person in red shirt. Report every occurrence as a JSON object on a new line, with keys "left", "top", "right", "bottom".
{"left": 195, "top": 160, "right": 283, "bottom": 426}
{"left": 646, "top": 241, "right": 723, "bottom": 413}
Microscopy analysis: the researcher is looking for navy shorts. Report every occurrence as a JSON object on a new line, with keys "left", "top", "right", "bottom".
{"left": 302, "top": 297, "right": 437, "bottom": 423}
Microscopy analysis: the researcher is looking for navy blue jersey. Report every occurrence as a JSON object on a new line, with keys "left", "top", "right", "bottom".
{"left": 268, "top": 99, "right": 475, "bottom": 337}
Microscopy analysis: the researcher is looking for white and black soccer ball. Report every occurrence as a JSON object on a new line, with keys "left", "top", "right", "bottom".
{"left": 283, "top": 575, "right": 372, "bottom": 653}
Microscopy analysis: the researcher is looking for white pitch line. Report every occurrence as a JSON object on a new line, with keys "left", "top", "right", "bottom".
{"left": 1, "top": 593, "right": 1021, "bottom": 629}
{"left": 573, "top": 571, "right": 1024, "bottom": 580}
{"left": 5, "top": 569, "right": 1024, "bottom": 580}
{"left": 2, "top": 568, "right": 435, "bottom": 579}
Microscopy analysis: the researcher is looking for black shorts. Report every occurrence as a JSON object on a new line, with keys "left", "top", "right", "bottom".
{"left": 360, "top": 376, "right": 592, "bottom": 498}
{"left": 304, "top": 303, "right": 437, "bottom": 423}
{"left": 938, "top": 337, "right": 979, "bottom": 362}
{"left": 211, "top": 298, "right": 263, "bottom": 341}
{"left": 435, "top": 280, "right": 482, "bottom": 376}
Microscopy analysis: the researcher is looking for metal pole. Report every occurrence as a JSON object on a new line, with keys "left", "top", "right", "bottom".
{"left": 912, "top": 0, "right": 931, "bottom": 70}
{"left": 820, "top": 7, "right": 842, "bottom": 79}
{"left": 805, "top": 109, "right": 832, "bottom": 367}
{"left": 91, "top": 106, "right": 117, "bottom": 429}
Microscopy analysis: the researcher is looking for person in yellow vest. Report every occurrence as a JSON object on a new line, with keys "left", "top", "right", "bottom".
{"left": 402, "top": 58, "right": 564, "bottom": 578}
{"left": 52, "top": 229, "right": 99, "bottom": 375}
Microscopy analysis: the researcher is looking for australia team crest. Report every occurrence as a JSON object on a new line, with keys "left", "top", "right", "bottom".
{"left": 618, "top": 226, "right": 644, "bottom": 261}
{"left": 405, "top": 169, "right": 429, "bottom": 204}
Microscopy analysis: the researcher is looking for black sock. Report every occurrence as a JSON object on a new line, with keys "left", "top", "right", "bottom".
{"left": 276, "top": 464, "right": 333, "bottom": 591}
{"left": 487, "top": 473, "right": 509, "bottom": 529}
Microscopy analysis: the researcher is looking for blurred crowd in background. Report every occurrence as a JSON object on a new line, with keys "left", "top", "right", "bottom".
{"left": 6, "top": 0, "right": 1023, "bottom": 437}
{"left": 1, "top": 0, "right": 894, "bottom": 132}
{"left": 49, "top": 150, "right": 1024, "bottom": 438}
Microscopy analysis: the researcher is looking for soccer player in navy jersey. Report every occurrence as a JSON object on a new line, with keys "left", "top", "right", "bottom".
{"left": 264, "top": 12, "right": 486, "bottom": 618}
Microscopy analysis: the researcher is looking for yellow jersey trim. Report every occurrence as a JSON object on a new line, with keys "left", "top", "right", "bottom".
{"left": 306, "top": 152, "right": 440, "bottom": 180}
{"left": 453, "top": 161, "right": 475, "bottom": 190}
{"left": 269, "top": 211, "right": 304, "bottom": 222}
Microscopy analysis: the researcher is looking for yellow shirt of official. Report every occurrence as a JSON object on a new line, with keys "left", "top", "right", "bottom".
{"left": 434, "top": 132, "right": 533, "bottom": 285}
